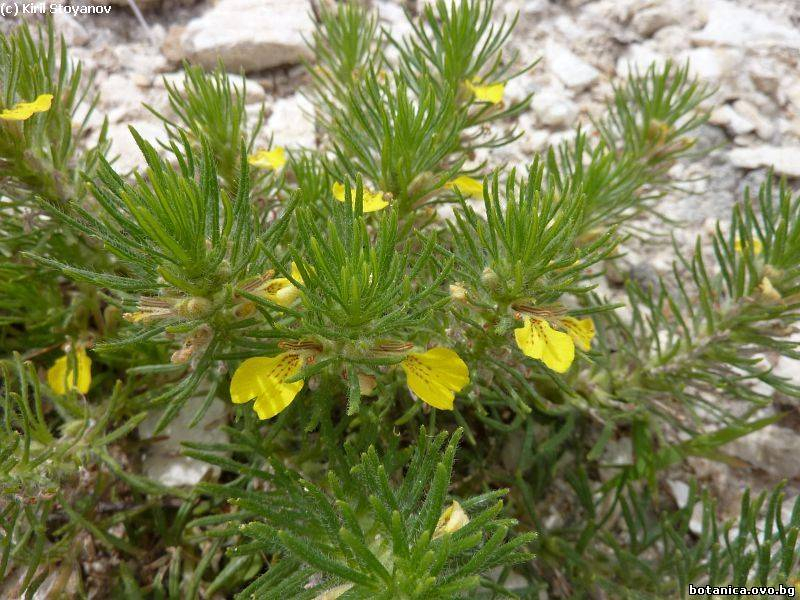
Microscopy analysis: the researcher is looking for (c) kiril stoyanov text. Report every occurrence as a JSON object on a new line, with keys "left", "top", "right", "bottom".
{"left": 0, "top": 2, "right": 111, "bottom": 16}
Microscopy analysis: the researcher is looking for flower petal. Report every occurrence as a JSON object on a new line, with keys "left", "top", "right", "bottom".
{"left": 361, "top": 189, "right": 390, "bottom": 212}
{"left": 263, "top": 277, "right": 300, "bottom": 307}
{"left": 514, "top": 317, "right": 544, "bottom": 360}
{"left": 1, "top": 93, "right": 53, "bottom": 121}
{"left": 47, "top": 347, "right": 92, "bottom": 395}
{"left": 290, "top": 261, "right": 303, "bottom": 284}
{"left": 562, "top": 316, "right": 595, "bottom": 352}
{"left": 465, "top": 79, "right": 504, "bottom": 104}
{"left": 332, "top": 182, "right": 389, "bottom": 213}
{"left": 248, "top": 147, "right": 286, "bottom": 171}
{"left": 332, "top": 182, "right": 346, "bottom": 202}
{"left": 734, "top": 238, "right": 763, "bottom": 255}
{"left": 230, "top": 353, "right": 304, "bottom": 419}
{"left": 445, "top": 175, "right": 483, "bottom": 199}
{"left": 401, "top": 347, "right": 469, "bottom": 410}
{"left": 540, "top": 324, "right": 575, "bottom": 373}
{"left": 515, "top": 317, "right": 574, "bottom": 373}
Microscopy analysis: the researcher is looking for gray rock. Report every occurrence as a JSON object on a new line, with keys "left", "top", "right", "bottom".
{"left": 785, "top": 82, "right": 800, "bottom": 114}
{"left": 53, "top": 11, "right": 89, "bottom": 47}
{"left": 772, "top": 332, "right": 800, "bottom": 387}
{"left": 377, "top": 0, "right": 415, "bottom": 39}
{"left": 533, "top": 88, "right": 578, "bottom": 128}
{"left": 138, "top": 394, "right": 228, "bottom": 487}
{"left": 157, "top": 71, "right": 266, "bottom": 104}
{"left": 693, "top": 0, "right": 800, "bottom": 48}
{"left": 265, "top": 93, "right": 316, "bottom": 149}
{"left": 729, "top": 145, "right": 800, "bottom": 178}
{"left": 727, "top": 425, "right": 800, "bottom": 479}
{"left": 616, "top": 42, "right": 666, "bottom": 78}
{"left": 107, "top": 120, "right": 164, "bottom": 173}
{"left": 677, "top": 47, "right": 742, "bottom": 82}
{"left": 503, "top": 73, "right": 537, "bottom": 105}
{"left": 117, "top": 43, "right": 170, "bottom": 77}
{"left": 732, "top": 99, "right": 775, "bottom": 140}
{"left": 710, "top": 104, "right": 756, "bottom": 136}
{"left": 748, "top": 61, "right": 781, "bottom": 98}
{"left": 667, "top": 480, "right": 704, "bottom": 535}
{"left": 546, "top": 39, "right": 600, "bottom": 90}
{"left": 630, "top": 3, "right": 680, "bottom": 38}
{"left": 164, "top": 0, "right": 314, "bottom": 73}
{"left": 98, "top": 73, "right": 149, "bottom": 122}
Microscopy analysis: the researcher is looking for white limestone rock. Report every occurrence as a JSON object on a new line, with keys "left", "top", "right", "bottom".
{"left": 630, "top": 2, "right": 680, "bottom": 38}
{"left": 99, "top": 73, "right": 149, "bottom": 122}
{"left": 545, "top": 39, "right": 600, "bottom": 90}
{"left": 138, "top": 395, "right": 228, "bottom": 487}
{"left": 265, "top": 93, "right": 316, "bottom": 149}
{"left": 727, "top": 425, "right": 800, "bottom": 479}
{"left": 679, "top": 47, "right": 738, "bottom": 82}
{"left": 710, "top": 104, "right": 756, "bottom": 136}
{"left": 532, "top": 88, "right": 578, "bottom": 128}
{"left": 156, "top": 71, "right": 266, "bottom": 105}
{"left": 729, "top": 145, "right": 800, "bottom": 178}
{"left": 615, "top": 43, "right": 665, "bottom": 78}
{"left": 732, "top": 99, "right": 775, "bottom": 140}
{"left": 693, "top": 0, "right": 800, "bottom": 48}
{"left": 53, "top": 11, "right": 89, "bottom": 47}
{"left": 164, "top": 0, "right": 314, "bottom": 73}
{"left": 666, "top": 480, "right": 704, "bottom": 535}
{"left": 106, "top": 120, "right": 164, "bottom": 173}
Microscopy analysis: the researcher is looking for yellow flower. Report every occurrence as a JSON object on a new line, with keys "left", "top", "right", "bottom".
{"left": 562, "top": 316, "right": 595, "bottom": 352}
{"left": 433, "top": 500, "right": 470, "bottom": 539}
{"left": 0, "top": 93, "right": 53, "bottom": 121}
{"left": 262, "top": 263, "right": 303, "bottom": 307}
{"left": 464, "top": 78, "right": 505, "bottom": 104}
{"left": 47, "top": 346, "right": 92, "bottom": 395}
{"left": 332, "top": 182, "right": 390, "bottom": 213}
{"left": 248, "top": 147, "right": 286, "bottom": 171}
{"left": 734, "top": 238, "right": 763, "bottom": 255}
{"left": 514, "top": 317, "right": 575, "bottom": 373}
{"left": 445, "top": 175, "right": 484, "bottom": 199}
{"left": 401, "top": 347, "right": 469, "bottom": 410}
{"left": 230, "top": 352, "right": 305, "bottom": 419}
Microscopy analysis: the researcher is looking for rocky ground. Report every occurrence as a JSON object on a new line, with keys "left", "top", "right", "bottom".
{"left": 22, "top": 0, "right": 800, "bottom": 525}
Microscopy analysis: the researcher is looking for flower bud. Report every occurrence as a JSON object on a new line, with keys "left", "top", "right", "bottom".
{"left": 645, "top": 119, "right": 671, "bottom": 144}
{"left": 273, "top": 283, "right": 301, "bottom": 307}
{"left": 432, "top": 500, "right": 469, "bottom": 539}
{"left": 170, "top": 325, "right": 212, "bottom": 364}
{"left": 764, "top": 264, "right": 783, "bottom": 280}
{"left": 757, "top": 276, "right": 782, "bottom": 303}
{"left": 357, "top": 372, "right": 377, "bottom": 396}
{"left": 216, "top": 259, "right": 231, "bottom": 281}
{"left": 234, "top": 301, "right": 256, "bottom": 319}
{"left": 175, "top": 297, "right": 213, "bottom": 319}
{"left": 480, "top": 267, "right": 500, "bottom": 290}
{"left": 449, "top": 283, "right": 468, "bottom": 303}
